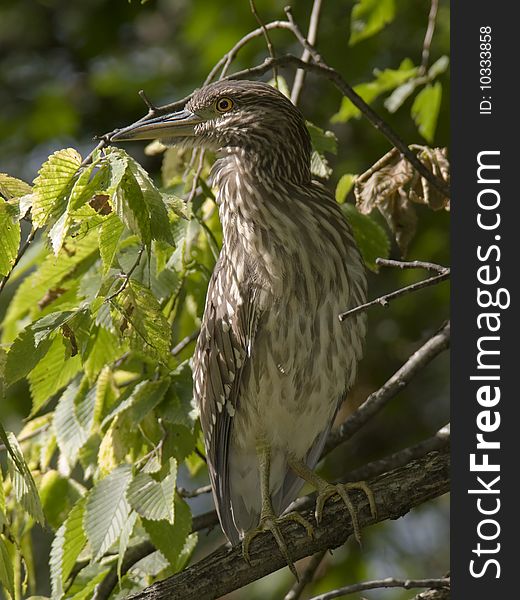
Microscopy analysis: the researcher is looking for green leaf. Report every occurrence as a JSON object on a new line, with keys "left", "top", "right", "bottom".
{"left": 342, "top": 204, "right": 390, "bottom": 272}
{"left": 0, "top": 173, "right": 32, "bottom": 200}
{"left": 412, "top": 82, "right": 442, "bottom": 142}
{"left": 0, "top": 424, "right": 44, "bottom": 524}
{"left": 350, "top": 0, "right": 395, "bottom": 45}
{"left": 28, "top": 336, "right": 82, "bottom": 415}
{"left": 84, "top": 464, "right": 132, "bottom": 561}
{"left": 142, "top": 495, "right": 192, "bottom": 569}
{"left": 32, "top": 148, "right": 82, "bottom": 228}
{"left": 127, "top": 459, "right": 177, "bottom": 523}
{"left": 306, "top": 122, "right": 337, "bottom": 155}
{"left": 0, "top": 535, "right": 15, "bottom": 600}
{"left": 4, "top": 328, "right": 53, "bottom": 386}
{"left": 331, "top": 59, "right": 417, "bottom": 123}
{"left": 99, "top": 214, "right": 125, "bottom": 274}
{"left": 102, "top": 379, "right": 170, "bottom": 428}
{"left": 83, "top": 325, "right": 121, "bottom": 381}
{"left": 49, "top": 496, "right": 87, "bottom": 599}
{"left": 0, "top": 198, "right": 21, "bottom": 277}
{"left": 53, "top": 378, "right": 90, "bottom": 467}
{"left": 335, "top": 174, "right": 356, "bottom": 203}
{"left": 112, "top": 280, "right": 171, "bottom": 361}
{"left": 40, "top": 470, "right": 83, "bottom": 531}
{"left": 117, "top": 510, "right": 138, "bottom": 581}
{"left": 48, "top": 162, "right": 99, "bottom": 255}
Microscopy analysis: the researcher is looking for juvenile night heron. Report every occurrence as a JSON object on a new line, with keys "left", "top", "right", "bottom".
{"left": 112, "top": 80, "right": 376, "bottom": 574}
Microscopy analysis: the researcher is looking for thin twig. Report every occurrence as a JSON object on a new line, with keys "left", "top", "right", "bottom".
{"left": 419, "top": 0, "right": 440, "bottom": 75}
{"left": 178, "top": 484, "right": 212, "bottom": 499}
{"left": 284, "top": 550, "right": 327, "bottom": 600}
{"left": 0, "top": 227, "right": 37, "bottom": 295}
{"left": 105, "top": 246, "right": 145, "bottom": 302}
{"left": 308, "top": 577, "right": 450, "bottom": 600}
{"left": 138, "top": 89, "right": 157, "bottom": 112}
{"left": 291, "top": 0, "right": 323, "bottom": 105}
{"left": 338, "top": 270, "right": 450, "bottom": 321}
{"left": 171, "top": 329, "right": 200, "bottom": 356}
{"left": 225, "top": 55, "right": 450, "bottom": 199}
{"left": 375, "top": 257, "right": 449, "bottom": 275}
{"left": 249, "top": 0, "right": 278, "bottom": 86}
{"left": 325, "top": 322, "right": 450, "bottom": 453}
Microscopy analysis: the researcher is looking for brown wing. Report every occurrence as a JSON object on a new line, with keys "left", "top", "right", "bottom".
{"left": 192, "top": 255, "right": 259, "bottom": 545}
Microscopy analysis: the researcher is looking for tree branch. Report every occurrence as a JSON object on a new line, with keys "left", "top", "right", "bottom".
{"left": 325, "top": 322, "right": 450, "bottom": 452}
{"left": 419, "top": 0, "right": 440, "bottom": 75}
{"left": 338, "top": 270, "right": 450, "bottom": 321}
{"left": 249, "top": 0, "right": 278, "bottom": 85}
{"left": 125, "top": 448, "right": 449, "bottom": 599}
{"left": 309, "top": 576, "right": 450, "bottom": 600}
{"left": 290, "top": 0, "right": 323, "bottom": 105}
{"left": 284, "top": 549, "right": 326, "bottom": 600}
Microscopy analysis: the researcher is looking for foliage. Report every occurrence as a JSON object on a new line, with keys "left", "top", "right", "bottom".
{"left": 0, "top": 1, "right": 450, "bottom": 598}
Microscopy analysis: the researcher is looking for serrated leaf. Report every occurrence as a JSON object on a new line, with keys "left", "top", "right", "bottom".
{"left": 0, "top": 424, "right": 44, "bottom": 524}
{"left": 412, "top": 82, "right": 442, "bottom": 142}
{"left": 310, "top": 151, "right": 332, "bottom": 179}
{"left": 49, "top": 497, "right": 87, "bottom": 600}
{"left": 0, "top": 535, "right": 15, "bottom": 600}
{"left": 350, "top": 0, "right": 395, "bottom": 45}
{"left": 142, "top": 495, "right": 192, "bottom": 569}
{"left": 112, "top": 280, "right": 171, "bottom": 360}
{"left": 54, "top": 378, "right": 90, "bottom": 467}
{"left": 0, "top": 198, "right": 21, "bottom": 277}
{"left": 0, "top": 173, "right": 32, "bottom": 200}
{"left": 102, "top": 379, "right": 170, "bottom": 428}
{"left": 28, "top": 336, "right": 82, "bottom": 415}
{"left": 160, "top": 362, "right": 197, "bottom": 430}
{"left": 342, "top": 204, "right": 390, "bottom": 271}
{"left": 332, "top": 59, "right": 417, "bottom": 123}
{"left": 306, "top": 121, "right": 337, "bottom": 155}
{"left": 2, "top": 230, "right": 99, "bottom": 339}
{"left": 5, "top": 328, "right": 53, "bottom": 386}
{"left": 84, "top": 464, "right": 132, "bottom": 561}
{"left": 97, "top": 416, "right": 131, "bottom": 477}
{"left": 127, "top": 459, "right": 177, "bottom": 523}
{"left": 83, "top": 325, "right": 121, "bottom": 381}
{"left": 117, "top": 510, "right": 138, "bottom": 581}
{"left": 48, "top": 162, "right": 99, "bottom": 255}
{"left": 32, "top": 149, "right": 82, "bottom": 228}
{"left": 99, "top": 214, "right": 125, "bottom": 274}
{"left": 335, "top": 174, "right": 356, "bottom": 203}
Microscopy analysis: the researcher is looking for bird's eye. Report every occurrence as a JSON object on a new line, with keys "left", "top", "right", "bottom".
{"left": 216, "top": 97, "right": 234, "bottom": 113}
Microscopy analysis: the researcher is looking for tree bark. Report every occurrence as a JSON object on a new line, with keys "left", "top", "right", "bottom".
{"left": 126, "top": 448, "right": 449, "bottom": 600}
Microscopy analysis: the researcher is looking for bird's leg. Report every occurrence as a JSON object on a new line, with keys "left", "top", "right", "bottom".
{"left": 242, "top": 443, "right": 314, "bottom": 578}
{"left": 287, "top": 457, "right": 377, "bottom": 545}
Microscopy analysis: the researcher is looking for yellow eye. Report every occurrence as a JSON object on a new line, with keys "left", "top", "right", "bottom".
{"left": 216, "top": 97, "right": 234, "bottom": 113}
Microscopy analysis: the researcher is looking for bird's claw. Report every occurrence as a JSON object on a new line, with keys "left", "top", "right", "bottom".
{"left": 242, "top": 511, "right": 314, "bottom": 579}
{"left": 315, "top": 481, "right": 377, "bottom": 545}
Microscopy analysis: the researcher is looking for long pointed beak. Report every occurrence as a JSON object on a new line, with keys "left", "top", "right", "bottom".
{"left": 110, "top": 109, "right": 203, "bottom": 142}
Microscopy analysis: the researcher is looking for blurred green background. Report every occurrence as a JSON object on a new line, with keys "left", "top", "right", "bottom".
{"left": 0, "top": 0, "right": 449, "bottom": 598}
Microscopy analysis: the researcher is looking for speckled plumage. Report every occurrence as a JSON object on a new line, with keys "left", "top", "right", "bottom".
{"left": 187, "top": 81, "right": 367, "bottom": 544}
{"left": 113, "top": 80, "right": 367, "bottom": 547}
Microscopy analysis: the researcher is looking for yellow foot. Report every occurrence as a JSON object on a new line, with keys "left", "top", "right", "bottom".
{"left": 315, "top": 481, "right": 377, "bottom": 544}
{"left": 242, "top": 511, "right": 314, "bottom": 578}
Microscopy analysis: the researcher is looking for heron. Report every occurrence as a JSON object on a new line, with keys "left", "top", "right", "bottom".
{"left": 112, "top": 79, "right": 376, "bottom": 575}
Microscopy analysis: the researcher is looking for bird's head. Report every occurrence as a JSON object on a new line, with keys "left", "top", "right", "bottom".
{"left": 112, "top": 80, "right": 312, "bottom": 182}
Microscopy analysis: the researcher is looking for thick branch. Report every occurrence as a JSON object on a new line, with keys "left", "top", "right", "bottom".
{"left": 126, "top": 448, "right": 449, "bottom": 599}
